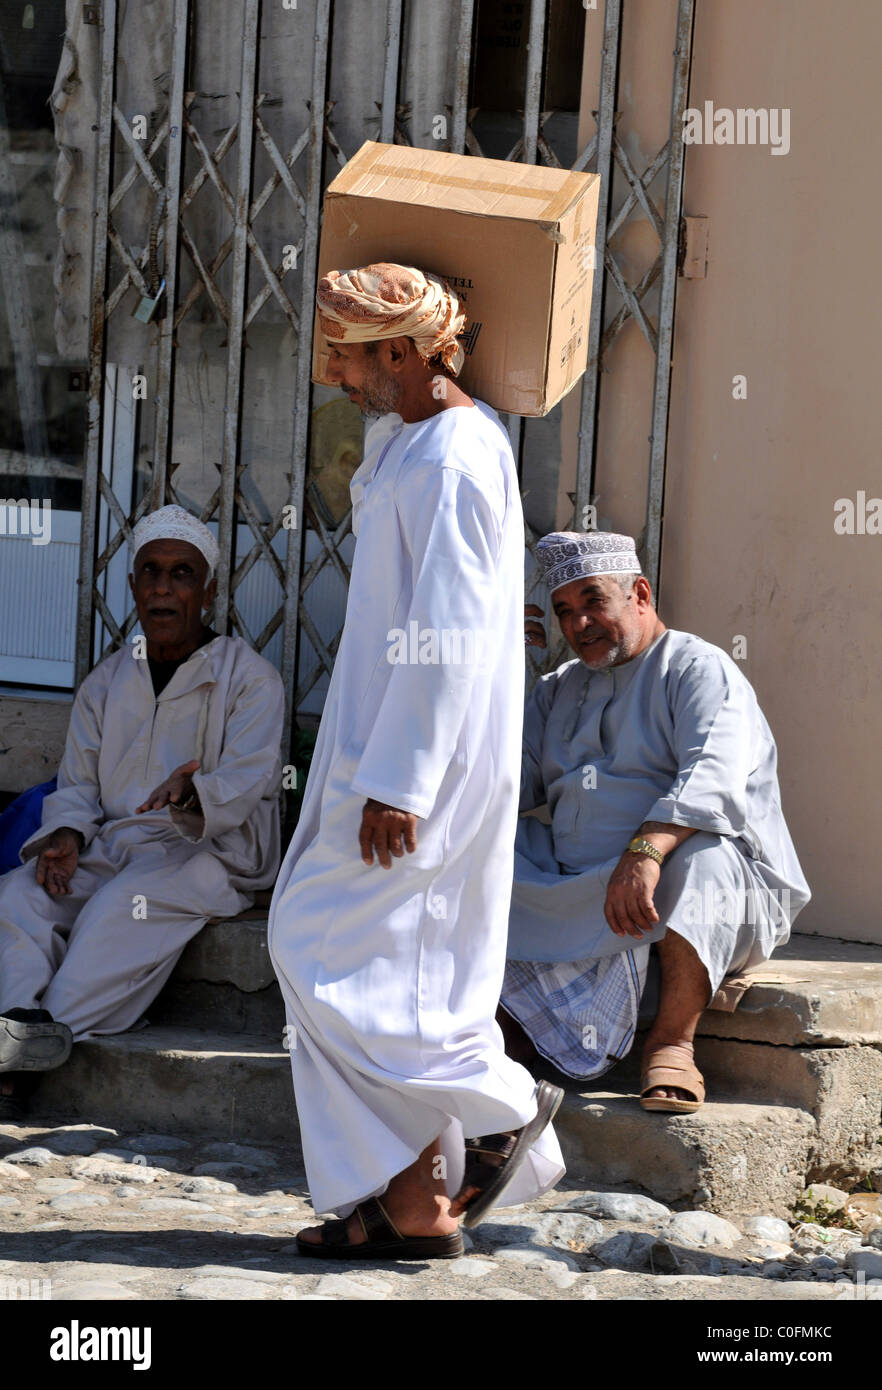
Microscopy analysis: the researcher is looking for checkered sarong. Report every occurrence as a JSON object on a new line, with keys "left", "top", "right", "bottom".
{"left": 501, "top": 946, "right": 650, "bottom": 1080}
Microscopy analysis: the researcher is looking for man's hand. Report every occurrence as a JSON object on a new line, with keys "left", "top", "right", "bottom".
{"left": 135, "top": 759, "right": 201, "bottom": 814}
{"left": 359, "top": 798, "right": 418, "bottom": 868}
{"left": 524, "top": 603, "right": 547, "bottom": 649}
{"left": 35, "top": 827, "right": 83, "bottom": 898}
{"left": 604, "top": 852, "right": 661, "bottom": 939}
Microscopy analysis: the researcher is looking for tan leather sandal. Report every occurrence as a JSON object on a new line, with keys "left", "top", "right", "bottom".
{"left": 640, "top": 1044, "right": 705, "bottom": 1113}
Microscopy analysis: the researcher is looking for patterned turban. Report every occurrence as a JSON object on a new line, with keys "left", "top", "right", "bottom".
{"left": 132, "top": 505, "right": 219, "bottom": 580}
{"left": 536, "top": 531, "right": 641, "bottom": 595}
{"left": 316, "top": 262, "right": 468, "bottom": 376}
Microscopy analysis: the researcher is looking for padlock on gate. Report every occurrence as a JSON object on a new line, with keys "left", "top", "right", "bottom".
{"left": 132, "top": 277, "right": 166, "bottom": 323}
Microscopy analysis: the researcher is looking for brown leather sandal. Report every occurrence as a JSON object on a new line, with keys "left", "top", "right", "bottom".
{"left": 456, "top": 1078, "right": 564, "bottom": 1230}
{"left": 295, "top": 1194, "right": 464, "bottom": 1261}
{"left": 640, "top": 1044, "right": 705, "bottom": 1113}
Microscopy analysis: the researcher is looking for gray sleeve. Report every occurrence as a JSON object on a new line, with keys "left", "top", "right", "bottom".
{"left": 520, "top": 671, "right": 557, "bottom": 812}
{"left": 643, "top": 654, "right": 760, "bottom": 838}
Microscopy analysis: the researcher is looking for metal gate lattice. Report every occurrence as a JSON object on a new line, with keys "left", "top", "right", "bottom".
{"left": 78, "top": 0, "right": 694, "bottom": 750}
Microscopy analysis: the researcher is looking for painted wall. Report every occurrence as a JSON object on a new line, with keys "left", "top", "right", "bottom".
{"left": 563, "top": 1, "right": 880, "bottom": 942}
{"left": 664, "top": 0, "right": 881, "bottom": 942}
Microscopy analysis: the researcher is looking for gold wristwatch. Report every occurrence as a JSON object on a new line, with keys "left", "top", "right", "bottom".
{"left": 626, "top": 835, "right": 665, "bottom": 865}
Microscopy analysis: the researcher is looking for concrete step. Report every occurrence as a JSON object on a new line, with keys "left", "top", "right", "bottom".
{"left": 149, "top": 974, "right": 283, "bottom": 1037}
{"left": 156, "top": 920, "right": 882, "bottom": 1115}
{"left": 38, "top": 1026, "right": 300, "bottom": 1147}
{"left": 33, "top": 1022, "right": 869, "bottom": 1220}
{"left": 554, "top": 1087, "right": 816, "bottom": 1218}
{"left": 611, "top": 1021, "right": 882, "bottom": 1136}
{"left": 32, "top": 926, "right": 882, "bottom": 1219}
{"left": 695, "top": 933, "right": 882, "bottom": 1047}
{"left": 545, "top": 1048, "right": 876, "bottom": 1209}
{"left": 160, "top": 919, "right": 882, "bottom": 1048}
{"left": 153, "top": 911, "right": 284, "bottom": 1035}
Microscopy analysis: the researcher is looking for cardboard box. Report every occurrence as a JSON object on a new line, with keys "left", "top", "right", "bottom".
{"left": 311, "top": 142, "right": 600, "bottom": 417}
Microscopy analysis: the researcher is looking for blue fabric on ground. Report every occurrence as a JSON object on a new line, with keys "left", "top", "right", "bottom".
{"left": 0, "top": 779, "right": 57, "bottom": 874}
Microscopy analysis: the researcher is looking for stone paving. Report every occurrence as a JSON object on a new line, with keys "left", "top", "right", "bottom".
{"left": 1, "top": 1122, "right": 880, "bottom": 1301}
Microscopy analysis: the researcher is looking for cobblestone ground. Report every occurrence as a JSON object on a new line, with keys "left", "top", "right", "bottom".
{"left": 1, "top": 1122, "right": 880, "bottom": 1302}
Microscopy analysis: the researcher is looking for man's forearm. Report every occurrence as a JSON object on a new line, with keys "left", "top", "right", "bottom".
{"left": 635, "top": 820, "right": 697, "bottom": 858}
{"left": 27, "top": 825, "right": 85, "bottom": 858}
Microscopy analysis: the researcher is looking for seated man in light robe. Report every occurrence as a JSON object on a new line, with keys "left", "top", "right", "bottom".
{"left": 268, "top": 263, "right": 564, "bottom": 1262}
{"left": 500, "top": 530, "right": 810, "bottom": 1111}
{"left": 0, "top": 506, "right": 285, "bottom": 1118}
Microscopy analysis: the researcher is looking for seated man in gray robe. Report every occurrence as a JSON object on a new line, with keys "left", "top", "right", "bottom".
{"left": 500, "top": 530, "right": 810, "bottom": 1111}
{"left": 0, "top": 506, "right": 284, "bottom": 1118}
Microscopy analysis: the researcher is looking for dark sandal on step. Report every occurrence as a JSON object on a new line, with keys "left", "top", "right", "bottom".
{"left": 456, "top": 1078, "right": 565, "bottom": 1230}
{"left": 295, "top": 1194, "right": 464, "bottom": 1262}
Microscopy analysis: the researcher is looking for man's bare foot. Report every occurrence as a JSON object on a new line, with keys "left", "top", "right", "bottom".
{"left": 298, "top": 1192, "right": 459, "bottom": 1246}
{"left": 449, "top": 1146, "right": 509, "bottom": 1219}
{"left": 642, "top": 1084, "right": 694, "bottom": 1101}
{"left": 298, "top": 1137, "right": 460, "bottom": 1247}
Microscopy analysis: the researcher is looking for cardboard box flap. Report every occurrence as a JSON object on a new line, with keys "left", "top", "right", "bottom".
{"left": 327, "top": 141, "right": 594, "bottom": 227}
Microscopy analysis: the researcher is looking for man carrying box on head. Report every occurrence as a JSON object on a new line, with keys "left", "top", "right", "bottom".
{"left": 0, "top": 506, "right": 285, "bottom": 1119}
{"left": 268, "top": 262, "right": 564, "bottom": 1261}
{"left": 504, "top": 530, "right": 811, "bottom": 1109}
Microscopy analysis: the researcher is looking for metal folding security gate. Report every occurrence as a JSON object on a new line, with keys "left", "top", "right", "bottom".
{"left": 76, "top": 0, "right": 695, "bottom": 754}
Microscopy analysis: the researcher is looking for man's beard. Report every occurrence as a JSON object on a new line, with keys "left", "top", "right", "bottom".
{"left": 580, "top": 632, "right": 639, "bottom": 669}
{"left": 356, "top": 364, "right": 403, "bottom": 417}
{"left": 582, "top": 641, "right": 624, "bottom": 669}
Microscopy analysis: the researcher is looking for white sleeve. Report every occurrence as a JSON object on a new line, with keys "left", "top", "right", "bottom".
{"left": 170, "top": 671, "right": 285, "bottom": 844}
{"left": 351, "top": 461, "right": 504, "bottom": 819}
{"left": 19, "top": 670, "right": 108, "bottom": 860}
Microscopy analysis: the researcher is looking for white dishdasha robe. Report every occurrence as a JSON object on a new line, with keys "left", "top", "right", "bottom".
{"left": 0, "top": 636, "right": 284, "bottom": 1040}
{"left": 268, "top": 402, "right": 565, "bottom": 1219}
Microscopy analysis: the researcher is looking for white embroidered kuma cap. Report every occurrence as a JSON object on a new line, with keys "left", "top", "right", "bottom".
{"left": 536, "top": 531, "right": 641, "bottom": 595}
{"left": 131, "top": 505, "right": 219, "bottom": 581}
